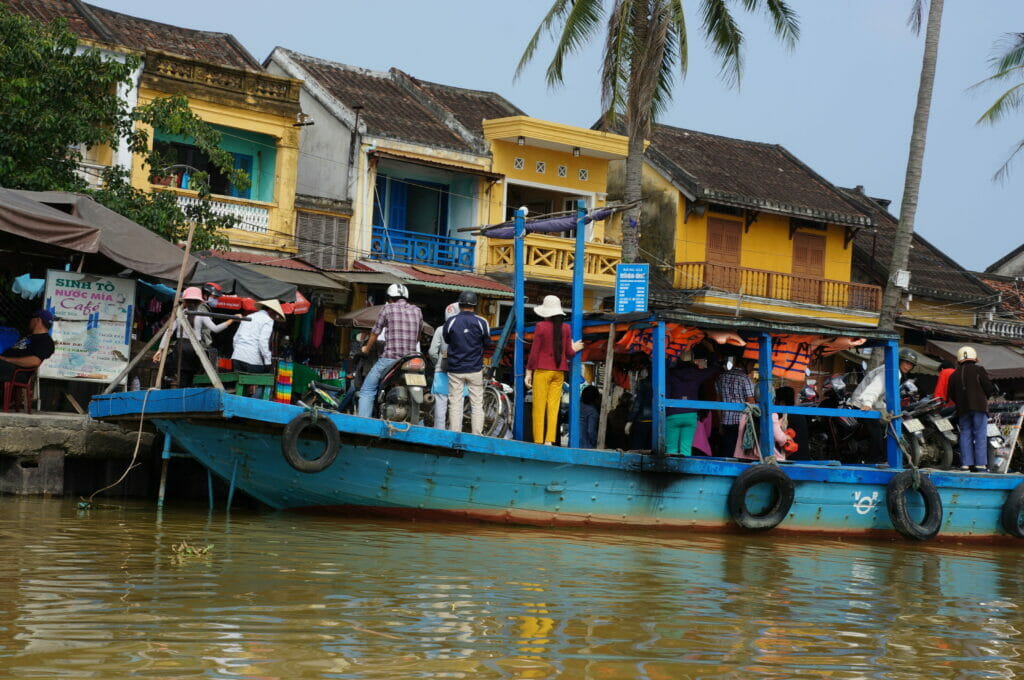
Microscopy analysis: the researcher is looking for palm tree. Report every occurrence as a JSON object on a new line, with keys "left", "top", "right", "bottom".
{"left": 516, "top": 0, "right": 798, "bottom": 264}
{"left": 878, "top": 0, "right": 945, "bottom": 333}
{"left": 974, "top": 31, "right": 1024, "bottom": 181}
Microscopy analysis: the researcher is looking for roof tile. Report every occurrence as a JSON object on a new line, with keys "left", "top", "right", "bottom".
{"left": 648, "top": 124, "right": 871, "bottom": 226}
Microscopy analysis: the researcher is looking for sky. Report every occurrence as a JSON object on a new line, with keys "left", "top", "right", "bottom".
{"left": 87, "top": 0, "right": 1024, "bottom": 273}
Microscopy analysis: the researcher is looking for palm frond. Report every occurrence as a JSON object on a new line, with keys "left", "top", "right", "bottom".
{"left": 601, "top": 0, "right": 633, "bottom": 124}
{"left": 977, "top": 81, "right": 1024, "bottom": 125}
{"left": 991, "top": 32, "right": 1024, "bottom": 74}
{"left": 668, "top": 0, "right": 689, "bottom": 76}
{"left": 993, "top": 137, "right": 1024, "bottom": 183}
{"left": 544, "top": 0, "right": 606, "bottom": 88}
{"left": 700, "top": 0, "right": 744, "bottom": 87}
{"left": 763, "top": 0, "right": 800, "bottom": 48}
{"left": 514, "top": 0, "right": 576, "bottom": 81}
{"left": 626, "top": 0, "right": 673, "bottom": 132}
{"left": 908, "top": 0, "right": 926, "bottom": 35}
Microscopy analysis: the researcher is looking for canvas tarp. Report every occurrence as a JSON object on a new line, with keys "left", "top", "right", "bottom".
{"left": 189, "top": 256, "right": 297, "bottom": 302}
{"left": 15, "top": 190, "right": 198, "bottom": 280}
{"left": 0, "top": 187, "right": 101, "bottom": 252}
{"left": 926, "top": 340, "right": 1024, "bottom": 380}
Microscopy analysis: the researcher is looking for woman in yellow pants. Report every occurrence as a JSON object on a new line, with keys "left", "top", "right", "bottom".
{"left": 525, "top": 295, "right": 583, "bottom": 444}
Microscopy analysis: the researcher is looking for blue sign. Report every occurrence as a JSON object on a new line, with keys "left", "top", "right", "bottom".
{"left": 614, "top": 263, "right": 649, "bottom": 313}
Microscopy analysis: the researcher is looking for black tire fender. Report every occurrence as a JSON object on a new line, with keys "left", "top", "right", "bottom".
{"left": 885, "top": 470, "right": 943, "bottom": 540}
{"left": 1000, "top": 482, "right": 1024, "bottom": 539}
{"left": 727, "top": 464, "right": 795, "bottom": 531}
{"left": 281, "top": 412, "right": 340, "bottom": 473}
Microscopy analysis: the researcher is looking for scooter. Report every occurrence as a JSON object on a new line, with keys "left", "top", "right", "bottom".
{"left": 901, "top": 395, "right": 956, "bottom": 469}
{"left": 300, "top": 352, "right": 430, "bottom": 424}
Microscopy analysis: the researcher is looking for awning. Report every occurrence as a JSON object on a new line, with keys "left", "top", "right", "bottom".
{"left": 370, "top": 150, "right": 501, "bottom": 181}
{"left": 190, "top": 256, "right": 297, "bottom": 302}
{"left": 354, "top": 260, "right": 513, "bottom": 298}
{"left": 0, "top": 187, "right": 101, "bottom": 252}
{"left": 839, "top": 348, "right": 940, "bottom": 375}
{"left": 327, "top": 270, "right": 405, "bottom": 286}
{"left": 926, "top": 340, "right": 1024, "bottom": 380}
{"left": 14, "top": 190, "right": 198, "bottom": 280}
{"left": 237, "top": 262, "right": 350, "bottom": 292}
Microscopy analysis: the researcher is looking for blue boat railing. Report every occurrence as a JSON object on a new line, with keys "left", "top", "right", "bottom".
{"left": 370, "top": 225, "right": 476, "bottom": 271}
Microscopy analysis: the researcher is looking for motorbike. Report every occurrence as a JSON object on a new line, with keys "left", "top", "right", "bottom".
{"left": 901, "top": 395, "right": 956, "bottom": 469}
{"left": 806, "top": 373, "right": 879, "bottom": 463}
{"left": 300, "top": 352, "right": 431, "bottom": 424}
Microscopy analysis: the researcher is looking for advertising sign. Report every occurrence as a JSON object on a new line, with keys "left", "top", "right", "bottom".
{"left": 41, "top": 270, "right": 136, "bottom": 383}
{"left": 614, "top": 263, "right": 650, "bottom": 314}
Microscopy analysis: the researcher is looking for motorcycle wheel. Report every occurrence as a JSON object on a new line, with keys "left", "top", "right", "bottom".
{"left": 907, "top": 435, "right": 923, "bottom": 467}
{"left": 926, "top": 431, "right": 954, "bottom": 469}
{"left": 463, "top": 384, "right": 510, "bottom": 438}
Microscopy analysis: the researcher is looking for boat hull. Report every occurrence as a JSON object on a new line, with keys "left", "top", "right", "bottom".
{"left": 91, "top": 389, "right": 1024, "bottom": 542}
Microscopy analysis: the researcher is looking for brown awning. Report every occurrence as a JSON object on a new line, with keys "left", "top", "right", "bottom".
{"left": 15, "top": 190, "right": 197, "bottom": 280}
{"left": 0, "top": 187, "right": 101, "bottom": 252}
{"left": 926, "top": 340, "right": 1024, "bottom": 380}
{"left": 370, "top": 150, "right": 502, "bottom": 181}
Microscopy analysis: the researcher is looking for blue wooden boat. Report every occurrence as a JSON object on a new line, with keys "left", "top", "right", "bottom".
{"left": 89, "top": 206, "right": 1024, "bottom": 542}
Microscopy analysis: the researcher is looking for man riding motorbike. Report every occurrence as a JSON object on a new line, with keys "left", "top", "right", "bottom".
{"left": 849, "top": 347, "right": 918, "bottom": 463}
{"left": 357, "top": 283, "right": 423, "bottom": 419}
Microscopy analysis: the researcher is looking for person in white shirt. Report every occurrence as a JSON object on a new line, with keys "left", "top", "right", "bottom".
{"left": 153, "top": 286, "right": 237, "bottom": 386}
{"left": 231, "top": 300, "right": 285, "bottom": 373}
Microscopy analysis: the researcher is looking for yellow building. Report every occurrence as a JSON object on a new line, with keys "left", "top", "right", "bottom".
{"left": 616, "top": 124, "right": 883, "bottom": 328}
{"left": 19, "top": 1, "right": 303, "bottom": 256}
{"left": 481, "top": 116, "right": 630, "bottom": 310}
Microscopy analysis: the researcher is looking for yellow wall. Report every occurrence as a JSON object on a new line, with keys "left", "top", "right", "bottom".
{"left": 131, "top": 87, "right": 300, "bottom": 253}
{"left": 906, "top": 298, "right": 977, "bottom": 327}
{"left": 489, "top": 140, "right": 609, "bottom": 238}
{"left": 674, "top": 199, "right": 853, "bottom": 282}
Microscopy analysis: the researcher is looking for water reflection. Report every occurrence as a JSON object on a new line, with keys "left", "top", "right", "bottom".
{"left": 0, "top": 497, "right": 1022, "bottom": 679}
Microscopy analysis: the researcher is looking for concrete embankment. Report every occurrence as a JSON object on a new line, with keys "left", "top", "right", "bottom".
{"left": 0, "top": 412, "right": 156, "bottom": 496}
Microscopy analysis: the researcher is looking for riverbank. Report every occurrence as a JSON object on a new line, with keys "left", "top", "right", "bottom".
{"left": 0, "top": 411, "right": 155, "bottom": 496}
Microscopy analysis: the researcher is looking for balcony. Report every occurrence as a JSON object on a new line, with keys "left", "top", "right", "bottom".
{"left": 175, "top": 194, "right": 270, "bottom": 234}
{"left": 675, "top": 262, "right": 882, "bottom": 323}
{"left": 369, "top": 225, "right": 475, "bottom": 271}
{"left": 483, "top": 233, "right": 621, "bottom": 287}
{"left": 978, "top": 318, "right": 1024, "bottom": 339}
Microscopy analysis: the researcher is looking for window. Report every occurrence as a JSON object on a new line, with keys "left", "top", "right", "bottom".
{"left": 535, "top": 161, "right": 546, "bottom": 174}
{"left": 297, "top": 211, "right": 349, "bottom": 269}
{"left": 557, "top": 165, "right": 567, "bottom": 178}
{"left": 513, "top": 157, "right": 525, "bottom": 170}
{"left": 578, "top": 168, "right": 589, "bottom": 181}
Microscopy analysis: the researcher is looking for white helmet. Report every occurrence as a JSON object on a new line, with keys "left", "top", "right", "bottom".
{"left": 386, "top": 283, "right": 409, "bottom": 300}
{"left": 957, "top": 345, "right": 978, "bottom": 363}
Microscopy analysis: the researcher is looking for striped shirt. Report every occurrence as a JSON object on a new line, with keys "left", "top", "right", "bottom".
{"left": 372, "top": 299, "right": 422, "bottom": 359}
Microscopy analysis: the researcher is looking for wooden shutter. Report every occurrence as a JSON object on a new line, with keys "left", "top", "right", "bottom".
{"left": 705, "top": 218, "right": 742, "bottom": 292}
{"left": 296, "top": 211, "right": 350, "bottom": 269}
{"left": 791, "top": 232, "right": 825, "bottom": 303}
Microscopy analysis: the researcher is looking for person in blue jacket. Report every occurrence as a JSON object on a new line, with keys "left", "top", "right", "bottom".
{"left": 442, "top": 291, "right": 493, "bottom": 435}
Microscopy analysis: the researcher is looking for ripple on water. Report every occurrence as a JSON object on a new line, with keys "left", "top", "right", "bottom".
{"left": 1, "top": 498, "right": 1024, "bottom": 679}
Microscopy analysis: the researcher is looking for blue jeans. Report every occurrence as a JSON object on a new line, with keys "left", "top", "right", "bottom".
{"left": 958, "top": 411, "right": 989, "bottom": 468}
{"left": 357, "top": 357, "right": 398, "bottom": 418}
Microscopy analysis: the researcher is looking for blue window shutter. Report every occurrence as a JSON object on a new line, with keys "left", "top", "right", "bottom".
{"left": 389, "top": 180, "right": 408, "bottom": 229}
{"left": 230, "top": 153, "right": 253, "bottom": 199}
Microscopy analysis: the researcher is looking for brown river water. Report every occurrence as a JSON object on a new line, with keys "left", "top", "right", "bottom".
{"left": 1, "top": 496, "right": 1022, "bottom": 679}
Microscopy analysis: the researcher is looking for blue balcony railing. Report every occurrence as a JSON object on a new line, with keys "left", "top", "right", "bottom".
{"left": 369, "top": 225, "right": 475, "bottom": 271}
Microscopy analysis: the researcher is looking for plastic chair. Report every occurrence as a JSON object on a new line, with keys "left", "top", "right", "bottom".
{"left": 2, "top": 368, "right": 37, "bottom": 413}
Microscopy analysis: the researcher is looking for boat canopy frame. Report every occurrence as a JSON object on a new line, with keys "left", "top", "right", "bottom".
{"left": 506, "top": 206, "right": 905, "bottom": 469}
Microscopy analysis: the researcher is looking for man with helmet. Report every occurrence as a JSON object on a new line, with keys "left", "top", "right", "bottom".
{"left": 442, "top": 290, "right": 493, "bottom": 435}
{"left": 948, "top": 345, "right": 995, "bottom": 471}
{"left": 849, "top": 347, "right": 919, "bottom": 463}
{"left": 357, "top": 283, "right": 423, "bottom": 419}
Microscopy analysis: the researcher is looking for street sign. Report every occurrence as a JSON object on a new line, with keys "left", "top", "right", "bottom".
{"left": 614, "top": 263, "right": 649, "bottom": 313}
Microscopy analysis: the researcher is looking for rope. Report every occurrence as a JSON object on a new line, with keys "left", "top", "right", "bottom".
{"left": 883, "top": 410, "right": 922, "bottom": 489}
{"left": 80, "top": 388, "right": 154, "bottom": 508}
{"left": 742, "top": 403, "right": 777, "bottom": 466}
{"left": 385, "top": 420, "right": 412, "bottom": 435}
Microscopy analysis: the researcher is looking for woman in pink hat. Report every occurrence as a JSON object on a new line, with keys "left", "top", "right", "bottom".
{"left": 525, "top": 295, "right": 583, "bottom": 444}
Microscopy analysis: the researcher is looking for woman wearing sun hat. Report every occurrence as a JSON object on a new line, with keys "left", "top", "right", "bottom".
{"left": 231, "top": 299, "right": 285, "bottom": 373}
{"left": 526, "top": 295, "right": 584, "bottom": 444}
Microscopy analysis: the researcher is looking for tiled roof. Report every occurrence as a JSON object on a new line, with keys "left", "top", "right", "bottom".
{"left": 403, "top": 76, "right": 524, "bottom": 138}
{"left": 647, "top": 124, "right": 873, "bottom": 227}
{"left": 2, "top": 0, "right": 261, "bottom": 71}
{"left": 4, "top": 0, "right": 111, "bottom": 41}
{"left": 838, "top": 186, "right": 995, "bottom": 303}
{"left": 977, "top": 274, "right": 1024, "bottom": 321}
{"left": 211, "top": 250, "right": 318, "bottom": 272}
{"left": 282, "top": 50, "right": 477, "bottom": 153}
{"left": 83, "top": 3, "right": 261, "bottom": 70}
{"left": 354, "top": 260, "right": 513, "bottom": 297}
